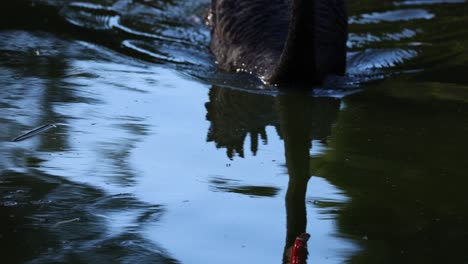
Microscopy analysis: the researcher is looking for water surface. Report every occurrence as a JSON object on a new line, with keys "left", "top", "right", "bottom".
{"left": 1, "top": 0, "right": 468, "bottom": 263}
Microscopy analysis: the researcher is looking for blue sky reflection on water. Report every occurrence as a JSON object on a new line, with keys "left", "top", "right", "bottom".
{"left": 40, "top": 56, "right": 356, "bottom": 263}
{"left": 0, "top": 36, "right": 354, "bottom": 262}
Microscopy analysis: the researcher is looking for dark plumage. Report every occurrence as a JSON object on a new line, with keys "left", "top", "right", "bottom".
{"left": 209, "top": 0, "right": 348, "bottom": 85}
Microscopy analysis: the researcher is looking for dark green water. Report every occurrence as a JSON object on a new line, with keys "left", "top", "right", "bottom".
{"left": 1, "top": 0, "right": 467, "bottom": 263}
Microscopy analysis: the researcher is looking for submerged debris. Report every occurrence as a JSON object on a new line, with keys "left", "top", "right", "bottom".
{"left": 53, "top": 218, "right": 80, "bottom": 228}
{"left": 12, "top": 124, "right": 57, "bottom": 142}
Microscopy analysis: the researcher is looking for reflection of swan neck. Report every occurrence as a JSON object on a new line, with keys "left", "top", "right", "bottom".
{"left": 277, "top": 95, "right": 312, "bottom": 262}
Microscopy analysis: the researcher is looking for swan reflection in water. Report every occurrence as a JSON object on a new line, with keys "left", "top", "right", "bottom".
{"left": 205, "top": 86, "right": 340, "bottom": 263}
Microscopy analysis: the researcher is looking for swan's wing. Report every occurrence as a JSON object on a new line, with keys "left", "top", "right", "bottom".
{"left": 210, "top": 0, "right": 289, "bottom": 73}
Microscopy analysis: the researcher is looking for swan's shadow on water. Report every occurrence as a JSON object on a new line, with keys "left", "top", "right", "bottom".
{"left": 205, "top": 85, "right": 341, "bottom": 263}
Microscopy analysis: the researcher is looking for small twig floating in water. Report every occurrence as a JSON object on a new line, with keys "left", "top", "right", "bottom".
{"left": 53, "top": 217, "right": 80, "bottom": 228}
{"left": 12, "top": 124, "right": 57, "bottom": 142}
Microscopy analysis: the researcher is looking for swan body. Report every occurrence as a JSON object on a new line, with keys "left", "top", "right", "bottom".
{"left": 210, "top": 0, "right": 347, "bottom": 85}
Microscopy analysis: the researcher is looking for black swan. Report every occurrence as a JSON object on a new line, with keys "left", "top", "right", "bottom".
{"left": 209, "top": 0, "right": 348, "bottom": 85}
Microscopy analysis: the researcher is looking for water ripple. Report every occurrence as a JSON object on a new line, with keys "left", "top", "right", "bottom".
{"left": 347, "top": 48, "right": 419, "bottom": 75}
{"left": 348, "top": 29, "right": 418, "bottom": 48}
{"left": 63, "top": 2, "right": 120, "bottom": 30}
{"left": 350, "top": 9, "right": 435, "bottom": 24}
{"left": 395, "top": 0, "right": 466, "bottom": 6}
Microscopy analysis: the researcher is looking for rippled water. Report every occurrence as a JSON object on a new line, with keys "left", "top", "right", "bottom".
{"left": 1, "top": 0, "right": 468, "bottom": 263}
